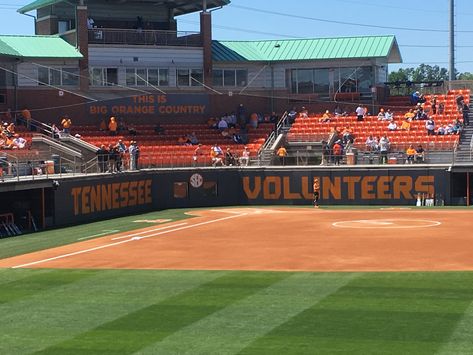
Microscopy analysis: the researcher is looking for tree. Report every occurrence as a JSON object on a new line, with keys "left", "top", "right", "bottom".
{"left": 388, "top": 68, "right": 413, "bottom": 82}
{"left": 458, "top": 72, "right": 473, "bottom": 80}
{"left": 389, "top": 64, "right": 449, "bottom": 82}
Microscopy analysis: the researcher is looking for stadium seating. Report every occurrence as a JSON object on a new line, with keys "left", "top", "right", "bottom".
{"left": 76, "top": 123, "right": 273, "bottom": 167}
{"left": 287, "top": 90, "right": 468, "bottom": 152}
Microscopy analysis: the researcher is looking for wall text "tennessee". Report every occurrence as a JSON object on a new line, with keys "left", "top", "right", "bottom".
{"left": 71, "top": 180, "right": 152, "bottom": 215}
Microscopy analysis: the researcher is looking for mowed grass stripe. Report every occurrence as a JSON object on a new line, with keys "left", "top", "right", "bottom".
{"left": 137, "top": 272, "right": 358, "bottom": 355}
{"left": 437, "top": 299, "right": 473, "bottom": 354}
{"left": 33, "top": 272, "right": 290, "bottom": 355}
{"left": 240, "top": 272, "right": 473, "bottom": 355}
{"left": 0, "top": 269, "right": 99, "bottom": 305}
{"left": 0, "top": 269, "right": 226, "bottom": 355}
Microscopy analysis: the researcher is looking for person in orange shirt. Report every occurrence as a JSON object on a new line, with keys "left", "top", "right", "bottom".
{"left": 277, "top": 146, "right": 287, "bottom": 166}
{"left": 400, "top": 118, "right": 411, "bottom": 131}
{"left": 406, "top": 144, "right": 416, "bottom": 164}
{"left": 108, "top": 116, "right": 118, "bottom": 136}
{"left": 61, "top": 116, "right": 72, "bottom": 134}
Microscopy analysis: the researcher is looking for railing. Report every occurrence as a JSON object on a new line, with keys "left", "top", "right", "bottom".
{"left": 257, "top": 111, "right": 287, "bottom": 163}
{"left": 88, "top": 28, "right": 203, "bottom": 47}
{"left": 0, "top": 151, "right": 95, "bottom": 182}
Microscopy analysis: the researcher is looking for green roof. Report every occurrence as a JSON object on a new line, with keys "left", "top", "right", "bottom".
{"left": 213, "top": 36, "right": 402, "bottom": 63}
{"left": 0, "top": 35, "right": 83, "bottom": 59}
{"left": 18, "top": 0, "right": 63, "bottom": 14}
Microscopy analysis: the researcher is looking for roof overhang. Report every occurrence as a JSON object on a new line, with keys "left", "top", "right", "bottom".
{"left": 18, "top": 0, "right": 231, "bottom": 16}
{"left": 18, "top": 0, "right": 64, "bottom": 14}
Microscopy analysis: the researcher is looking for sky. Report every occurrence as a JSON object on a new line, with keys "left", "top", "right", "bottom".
{"left": 1, "top": 0, "right": 473, "bottom": 73}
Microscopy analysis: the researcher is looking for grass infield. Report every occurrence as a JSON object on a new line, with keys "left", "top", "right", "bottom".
{"left": 1, "top": 208, "right": 473, "bottom": 354}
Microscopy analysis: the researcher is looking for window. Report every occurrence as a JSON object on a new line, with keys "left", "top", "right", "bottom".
{"left": 90, "top": 68, "right": 118, "bottom": 86}
{"left": 290, "top": 66, "right": 373, "bottom": 94}
{"left": 126, "top": 68, "right": 169, "bottom": 87}
{"left": 212, "top": 69, "right": 248, "bottom": 87}
{"left": 37, "top": 67, "right": 79, "bottom": 86}
{"left": 177, "top": 68, "right": 203, "bottom": 87}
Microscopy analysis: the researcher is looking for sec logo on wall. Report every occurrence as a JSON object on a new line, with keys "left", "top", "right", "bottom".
{"left": 190, "top": 173, "right": 203, "bottom": 188}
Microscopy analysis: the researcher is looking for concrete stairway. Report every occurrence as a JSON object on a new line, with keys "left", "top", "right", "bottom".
{"left": 454, "top": 97, "right": 473, "bottom": 163}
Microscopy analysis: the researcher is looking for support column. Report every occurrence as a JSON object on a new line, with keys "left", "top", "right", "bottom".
{"left": 76, "top": 5, "right": 89, "bottom": 92}
{"left": 200, "top": 11, "right": 213, "bottom": 88}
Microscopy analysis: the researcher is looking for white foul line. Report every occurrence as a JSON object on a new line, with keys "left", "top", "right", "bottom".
{"left": 11, "top": 213, "right": 248, "bottom": 269}
{"left": 11, "top": 239, "right": 134, "bottom": 269}
{"left": 111, "top": 223, "right": 188, "bottom": 240}
{"left": 77, "top": 230, "right": 120, "bottom": 241}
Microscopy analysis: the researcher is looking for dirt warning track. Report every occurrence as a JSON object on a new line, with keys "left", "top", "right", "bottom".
{"left": 1, "top": 208, "right": 472, "bottom": 272}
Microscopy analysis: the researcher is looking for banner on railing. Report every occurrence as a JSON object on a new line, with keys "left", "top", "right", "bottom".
{"left": 87, "top": 94, "right": 209, "bottom": 117}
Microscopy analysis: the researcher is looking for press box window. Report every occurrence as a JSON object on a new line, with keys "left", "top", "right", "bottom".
{"left": 173, "top": 182, "right": 188, "bottom": 199}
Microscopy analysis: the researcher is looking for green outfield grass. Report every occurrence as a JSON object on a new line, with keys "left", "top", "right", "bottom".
{"left": 0, "top": 269, "right": 472, "bottom": 354}
{"left": 2, "top": 208, "right": 473, "bottom": 354}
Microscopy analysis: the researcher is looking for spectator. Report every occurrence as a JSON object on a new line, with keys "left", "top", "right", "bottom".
{"left": 6, "top": 123, "right": 15, "bottom": 136}
{"left": 61, "top": 115, "right": 72, "bottom": 134}
{"left": 384, "top": 108, "right": 393, "bottom": 121}
{"left": 416, "top": 145, "right": 425, "bottom": 163}
{"left": 342, "top": 126, "right": 354, "bottom": 144}
{"left": 187, "top": 132, "right": 199, "bottom": 145}
{"left": 463, "top": 103, "right": 470, "bottom": 126}
{"left": 276, "top": 145, "right": 287, "bottom": 166}
{"left": 107, "top": 144, "right": 118, "bottom": 173}
{"left": 426, "top": 118, "right": 435, "bottom": 135}
{"left": 96, "top": 144, "right": 108, "bottom": 173}
{"left": 321, "top": 140, "right": 330, "bottom": 165}
{"left": 225, "top": 147, "right": 236, "bottom": 166}
{"left": 299, "top": 107, "right": 309, "bottom": 118}
{"left": 207, "top": 117, "right": 218, "bottom": 129}
{"left": 406, "top": 144, "right": 416, "bottom": 164}
{"left": 177, "top": 135, "right": 189, "bottom": 145}
{"left": 404, "top": 109, "right": 415, "bottom": 121}
{"left": 128, "top": 141, "right": 140, "bottom": 170}
{"left": 218, "top": 117, "right": 228, "bottom": 131}
{"left": 249, "top": 113, "right": 259, "bottom": 128}
{"left": 334, "top": 106, "right": 343, "bottom": 117}
{"left": 379, "top": 135, "right": 390, "bottom": 164}
{"left": 193, "top": 144, "right": 203, "bottom": 166}
{"left": 239, "top": 146, "right": 250, "bottom": 166}
{"left": 21, "top": 108, "right": 32, "bottom": 131}
{"left": 456, "top": 94, "right": 465, "bottom": 113}
{"left": 319, "top": 110, "right": 331, "bottom": 123}
{"left": 51, "top": 123, "right": 61, "bottom": 139}
{"left": 210, "top": 144, "right": 224, "bottom": 167}
{"left": 400, "top": 117, "right": 411, "bottom": 131}
{"left": 269, "top": 111, "right": 278, "bottom": 124}
{"left": 431, "top": 95, "right": 438, "bottom": 114}
{"left": 108, "top": 116, "right": 117, "bottom": 136}
{"left": 87, "top": 16, "right": 95, "bottom": 29}
{"left": 287, "top": 107, "right": 297, "bottom": 124}
{"left": 99, "top": 118, "right": 107, "bottom": 131}
{"left": 377, "top": 108, "right": 385, "bottom": 121}
{"left": 355, "top": 105, "right": 364, "bottom": 121}
{"left": 437, "top": 125, "right": 446, "bottom": 135}
{"left": 332, "top": 140, "right": 343, "bottom": 165}
{"left": 387, "top": 121, "right": 398, "bottom": 131}
{"left": 116, "top": 139, "right": 127, "bottom": 171}
{"left": 438, "top": 102, "right": 445, "bottom": 114}
{"left": 365, "top": 135, "right": 378, "bottom": 151}
{"left": 12, "top": 134, "right": 26, "bottom": 149}
{"left": 411, "top": 91, "right": 421, "bottom": 105}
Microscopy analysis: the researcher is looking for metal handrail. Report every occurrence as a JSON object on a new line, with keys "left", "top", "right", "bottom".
{"left": 257, "top": 111, "right": 288, "bottom": 158}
